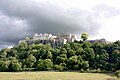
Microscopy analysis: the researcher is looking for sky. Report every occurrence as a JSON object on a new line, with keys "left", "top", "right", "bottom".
{"left": 0, "top": 0, "right": 120, "bottom": 49}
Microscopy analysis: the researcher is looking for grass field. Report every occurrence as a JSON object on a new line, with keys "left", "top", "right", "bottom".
{"left": 0, "top": 71, "right": 118, "bottom": 80}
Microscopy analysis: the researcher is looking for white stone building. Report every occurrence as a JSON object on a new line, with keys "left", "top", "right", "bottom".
{"left": 57, "top": 33, "right": 77, "bottom": 42}
{"left": 19, "top": 33, "right": 78, "bottom": 46}
{"left": 32, "top": 33, "right": 77, "bottom": 44}
{"left": 33, "top": 33, "right": 56, "bottom": 40}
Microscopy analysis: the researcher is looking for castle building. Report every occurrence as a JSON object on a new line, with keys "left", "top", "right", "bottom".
{"left": 33, "top": 33, "right": 56, "bottom": 40}
{"left": 19, "top": 33, "right": 78, "bottom": 48}
{"left": 32, "top": 33, "right": 77, "bottom": 44}
{"left": 57, "top": 33, "right": 77, "bottom": 43}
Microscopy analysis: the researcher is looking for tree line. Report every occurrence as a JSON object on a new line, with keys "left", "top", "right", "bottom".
{"left": 0, "top": 33, "right": 120, "bottom": 72}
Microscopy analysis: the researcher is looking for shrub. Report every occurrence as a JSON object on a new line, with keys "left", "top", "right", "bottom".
{"left": 115, "top": 70, "right": 120, "bottom": 78}
{"left": 37, "top": 59, "right": 53, "bottom": 70}
{"left": 53, "top": 65, "right": 63, "bottom": 71}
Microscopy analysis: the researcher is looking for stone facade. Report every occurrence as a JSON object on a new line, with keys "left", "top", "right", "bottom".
{"left": 33, "top": 33, "right": 56, "bottom": 40}
{"left": 32, "top": 33, "right": 77, "bottom": 44}
{"left": 19, "top": 33, "right": 77, "bottom": 48}
{"left": 57, "top": 33, "right": 77, "bottom": 43}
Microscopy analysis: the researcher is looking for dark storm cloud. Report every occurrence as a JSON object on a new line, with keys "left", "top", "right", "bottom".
{"left": 0, "top": 12, "right": 29, "bottom": 42}
{"left": 0, "top": 0, "right": 100, "bottom": 34}
{"left": 0, "top": 0, "right": 119, "bottom": 49}
{"left": 0, "top": 12, "right": 32, "bottom": 50}
{"left": 0, "top": 40, "right": 14, "bottom": 50}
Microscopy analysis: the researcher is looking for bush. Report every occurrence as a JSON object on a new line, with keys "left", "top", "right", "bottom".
{"left": 53, "top": 65, "right": 63, "bottom": 71}
{"left": 22, "top": 68, "right": 35, "bottom": 71}
{"left": 80, "top": 68, "right": 84, "bottom": 72}
{"left": 37, "top": 59, "right": 53, "bottom": 70}
{"left": 115, "top": 70, "right": 120, "bottom": 78}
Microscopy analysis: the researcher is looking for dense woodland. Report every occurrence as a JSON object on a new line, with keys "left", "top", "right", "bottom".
{"left": 0, "top": 33, "right": 120, "bottom": 72}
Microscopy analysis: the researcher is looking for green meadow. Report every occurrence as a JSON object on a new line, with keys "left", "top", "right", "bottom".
{"left": 0, "top": 72, "right": 118, "bottom": 80}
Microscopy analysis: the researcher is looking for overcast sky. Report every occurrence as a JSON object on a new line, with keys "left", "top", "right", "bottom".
{"left": 0, "top": 0, "right": 120, "bottom": 49}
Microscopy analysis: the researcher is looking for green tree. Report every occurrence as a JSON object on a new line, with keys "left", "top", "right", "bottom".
{"left": 67, "top": 49, "right": 76, "bottom": 58}
{"left": 76, "top": 47, "right": 83, "bottom": 55}
{"left": 0, "top": 61, "right": 10, "bottom": 71}
{"left": 81, "top": 32, "right": 89, "bottom": 41}
{"left": 64, "top": 43, "right": 71, "bottom": 50}
{"left": 82, "top": 61, "right": 89, "bottom": 70}
{"left": 60, "top": 48, "right": 67, "bottom": 54}
{"left": 25, "top": 37, "right": 30, "bottom": 40}
{"left": 53, "top": 64, "right": 63, "bottom": 71}
{"left": 11, "top": 62, "right": 22, "bottom": 71}
{"left": 68, "top": 56, "right": 79, "bottom": 70}
{"left": 37, "top": 59, "right": 53, "bottom": 70}
{"left": 82, "top": 42, "right": 91, "bottom": 49}
{"left": 111, "top": 50, "right": 120, "bottom": 70}
{"left": 25, "top": 54, "right": 36, "bottom": 68}
{"left": 18, "top": 41, "right": 28, "bottom": 49}
{"left": 83, "top": 48, "right": 95, "bottom": 67}
{"left": 55, "top": 54, "right": 67, "bottom": 64}
{"left": 83, "top": 48, "right": 95, "bottom": 61}
{"left": 0, "top": 52, "right": 7, "bottom": 59}
{"left": 46, "top": 51, "right": 53, "bottom": 60}
{"left": 70, "top": 42, "right": 80, "bottom": 51}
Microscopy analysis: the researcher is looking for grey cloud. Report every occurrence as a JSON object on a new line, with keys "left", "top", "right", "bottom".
{"left": 0, "top": 13, "right": 29, "bottom": 42}
{"left": 0, "top": 40, "right": 14, "bottom": 50}
{"left": 0, "top": 0, "right": 100, "bottom": 34}
{"left": 0, "top": 0, "right": 115, "bottom": 49}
